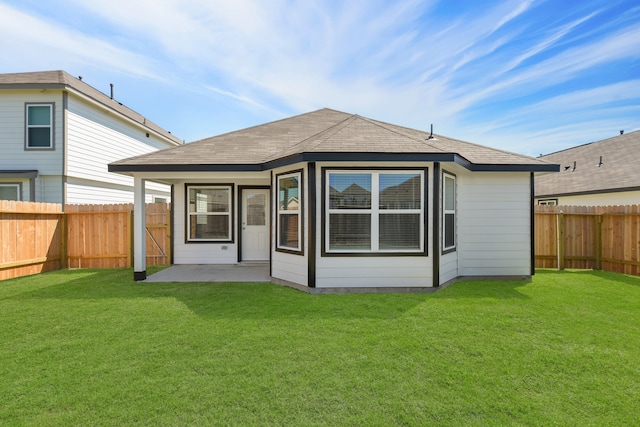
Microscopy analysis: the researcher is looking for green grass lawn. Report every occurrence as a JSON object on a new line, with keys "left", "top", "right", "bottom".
{"left": 1, "top": 268, "right": 638, "bottom": 426}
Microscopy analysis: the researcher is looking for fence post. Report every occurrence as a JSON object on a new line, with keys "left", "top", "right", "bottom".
{"left": 557, "top": 212, "right": 565, "bottom": 270}
{"left": 60, "top": 213, "right": 68, "bottom": 269}
{"left": 595, "top": 215, "right": 602, "bottom": 270}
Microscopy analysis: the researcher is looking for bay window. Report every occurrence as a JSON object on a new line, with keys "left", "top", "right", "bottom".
{"left": 186, "top": 185, "right": 233, "bottom": 242}
{"left": 443, "top": 172, "right": 456, "bottom": 252}
{"left": 277, "top": 171, "right": 303, "bottom": 253}
{"left": 325, "top": 170, "right": 424, "bottom": 254}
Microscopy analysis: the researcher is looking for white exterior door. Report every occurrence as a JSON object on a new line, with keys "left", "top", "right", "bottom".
{"left": 241, "top": 189, "right": 270, "bottom": 261}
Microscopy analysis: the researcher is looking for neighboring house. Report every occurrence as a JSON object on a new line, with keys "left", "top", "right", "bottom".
{"left": 110, "top": 108, "right": 558, "bottom": 290}
{"left": 535, "top": 130, "right": 640, "bottom": 206}
{"left": 0, "top": 70, "right": 182, "bottom": 204}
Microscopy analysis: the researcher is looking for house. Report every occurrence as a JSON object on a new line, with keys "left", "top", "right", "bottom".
{"left": 109, "top": 108, "right": 558, "bottom": 290}
{"left": 535, "top": 130, "right": 640, "bottom": 206}
{"left": 0, "top": 70, "right": 182, "bottom": 204}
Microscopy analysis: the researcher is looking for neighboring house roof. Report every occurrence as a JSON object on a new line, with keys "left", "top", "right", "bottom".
{"left": 535, "top": 129, "right": 640, "bottom": 198}
{"left": 110, "top": 108, "right": 558, "bottom": 173}
{"left": 0, "top": 70, "right": 183, "bottom": 146}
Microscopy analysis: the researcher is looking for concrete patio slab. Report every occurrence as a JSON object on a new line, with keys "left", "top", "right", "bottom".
{"left": 144, "top": 264, "right": 270, "bottom": 283}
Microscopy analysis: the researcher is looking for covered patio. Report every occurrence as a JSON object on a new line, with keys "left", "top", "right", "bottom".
{"left": 144, "top": 263, "right": 270, "bottom": 283}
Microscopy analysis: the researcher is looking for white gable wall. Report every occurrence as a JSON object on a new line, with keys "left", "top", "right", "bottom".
{"left": 457, "top": 171, "right": 531, "bottom": 277}
{"left": 65, "top": 94, "right": 174, "bottom": 204}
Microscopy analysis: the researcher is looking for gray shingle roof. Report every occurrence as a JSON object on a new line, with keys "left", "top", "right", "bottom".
{"left": 110, "top": 108, "right": 557, "bottom": 172}
{"left": 0, "top": 70, "right": 182, "bottom": 145}
{"left": 535, "top": 130, "right": 640, "bottom": 197}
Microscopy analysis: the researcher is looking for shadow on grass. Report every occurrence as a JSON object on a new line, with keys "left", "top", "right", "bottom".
{"left": 433, "top": 278, "right": 531, "bottom": 300}
{"left": 535, "top": 268, "right": 640, "bottom": 287}
{"left": 2, "top": 268, "right": 431, "bottom": 320}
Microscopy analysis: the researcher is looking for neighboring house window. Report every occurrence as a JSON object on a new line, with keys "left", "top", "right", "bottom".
{"left": 325, "top": 170, "right": 424, "bottom": 253}
{"left": 443, "top": 172, "right": 456, "bottom": 252}
{"left": 154, "top": 197, "right": 168, "bottom": 204}
{"left": 277, "top": 171, "right": 303, "bottom": 253}
{"left": 0, "top": 183, "right": 21, "bottom": 201}
{"left": 26, "top": 104, "right": 53, "bottom": 149}
{"left": 186, "top": 185, "right": 233, "bottom": 242}
{"left": 538, "top": 199, "right": 557, "bottom": 206}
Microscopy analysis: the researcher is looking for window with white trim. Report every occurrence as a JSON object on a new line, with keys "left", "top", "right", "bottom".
{"left": 538, "top": 199, "right": 557, "bottom": 206}
{"left": 0, "top": 183, "right": 20, "bottom": 201}
{"left": 277, "top": 171, "right": 302, "bottom": 252}
{"left": 325, "top": 170, "right": 423, "bottom": 253}
{"left": 186, "top": 185, "right": 232, "bottom": 241}
{"left": 26, "top": 104, "right": 53, "bottom": 148}
{"left": 443, "top": 172, "right": 456, "bottom": 252}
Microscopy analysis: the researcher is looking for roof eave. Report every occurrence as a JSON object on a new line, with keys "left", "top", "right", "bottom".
{"left": 109, "top": 151, "right": 559, "bottom": 174}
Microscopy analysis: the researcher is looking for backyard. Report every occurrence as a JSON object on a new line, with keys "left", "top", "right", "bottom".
{"left": 1, "top": 268, "right": 638, "bottom": 426}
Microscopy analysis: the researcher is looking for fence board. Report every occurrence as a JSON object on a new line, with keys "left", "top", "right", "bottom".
{"left": 1, "top": 201, "right": 170, "bottom": 280}
{"left": 534, "top": 205, "right": 640, "bottom": 276}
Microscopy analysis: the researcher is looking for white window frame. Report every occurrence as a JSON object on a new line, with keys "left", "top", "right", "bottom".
{"left": 325, "top": 170, "right": 424, "bottom": 254}
{"left": 442, "top": 172, "right": 456, "bottom": 252}
{"left": 538, "top": 199, "right": 557, "bottom": 206}
{"left": 276, "top": 171, "right": 303, "bottom": 252}
{"left": 25, "top": 103, "right": 53, "bottom": 149}
{"left": 0, "top": 183, "right": 21, "bottom": 201}
{"left": 186, "top": 184, "right": 233, "bottom": 242}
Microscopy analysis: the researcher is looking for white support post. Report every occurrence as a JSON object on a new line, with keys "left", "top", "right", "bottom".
{"left": 133, "top": 176, "right": 147, "bottom": 281}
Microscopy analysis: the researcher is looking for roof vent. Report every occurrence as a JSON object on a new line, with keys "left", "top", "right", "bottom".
{"left": 427, "top": 124, "right": 435, "bottom": 140}
{"left": 596, "top": 155, "right": 603, "bottom": 167}
{"left": 78, "top": 76, "right": 82, "bottom": 81}
{"left": 620, "top": 130, "right": 624, "bottom": 135}
{"left": 110, "top": 83, "right": 114, "bottom": 99}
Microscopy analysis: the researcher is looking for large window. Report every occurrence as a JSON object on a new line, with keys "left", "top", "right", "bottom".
{"left": 277, "top": 171, "right": 302, "bottom": 252}
{"left": 26, "top": 104, "right": 53, "bottom": 149}
{"left": 443, "top": 172, "right": 456, "bottom": 252}
{"left": 325, "top": 170, "right": 424, "bottom": 254}
{"left": 186, "top": 185, "right": 233, "bottom": 242}
{"left": 0, "top": 183, "right": 20, "bottom": 201}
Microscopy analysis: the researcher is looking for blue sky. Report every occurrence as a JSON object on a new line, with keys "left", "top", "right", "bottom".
{"left": 1, "top": 0, "right": 638, "bottom": 156}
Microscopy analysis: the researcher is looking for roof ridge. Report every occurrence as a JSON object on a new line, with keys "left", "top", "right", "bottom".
{"left": 357, "top": 115, "right": 449, "bottom": 152}
{"left": 539, "top": 129, "right": 640, "bottom": 157}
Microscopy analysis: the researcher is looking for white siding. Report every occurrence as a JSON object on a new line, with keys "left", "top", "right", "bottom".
{"left": 551, "top": 190, "right": 640, "bottom": 206}
{"left": 314, "top": 162, "right": 434, "bottom": 288}
{"left": 457, "top": 171, "right": 531, "bottom": 277}
{"left": 66, "top": 177, "right": 169, "bottom": 204}
{"left": 65, "top": 94, "right": 173, "bottom": 202}
{"left": 270, "top": 164, "right": 309, "bottom": 286}
{"left": 0, "top": 90, "right": 64, "bottom": 176}
{"left": 171, "top": 175, "right": 270, "bottom": 265}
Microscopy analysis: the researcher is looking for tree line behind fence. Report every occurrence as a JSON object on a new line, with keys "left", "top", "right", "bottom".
{"left": 2, "top": 201, "right": 639, "bottom": 281}
{"left": 1, "top": 201, "right": 170, "bottom": 280}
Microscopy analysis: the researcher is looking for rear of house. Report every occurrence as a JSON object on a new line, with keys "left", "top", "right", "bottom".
{"left": 110, "top": 108, "right": 558, "bottom": 290}
{"left": 0, "top": 70, "right": 182, "bottom": 204}
{"left": 535, "top": 130, "right": 640, "bottom": 206}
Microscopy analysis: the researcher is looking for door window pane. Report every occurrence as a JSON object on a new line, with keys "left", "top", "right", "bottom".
{"left": 246, "top": 193, "right": 266, "bottom": 226}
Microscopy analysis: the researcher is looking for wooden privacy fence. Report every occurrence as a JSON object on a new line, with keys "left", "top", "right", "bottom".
{"left": 535, "top": 205, "right": 640, "bottom": 276}
{"left": 1, "top": 201, "right": 171, "bottom": 280}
